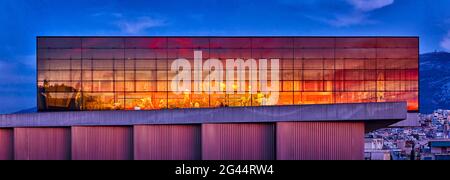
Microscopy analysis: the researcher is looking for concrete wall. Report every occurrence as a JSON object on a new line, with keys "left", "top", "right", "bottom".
{"left": 0, "top": 128, "right": 13, "bottom": 160}
{"left": 202, "top": 123, "right": 275, "bottom": 160}
{"left": 0, "top": 122, "right": 366, "bottom": 160}
{"left": 277, "top": 122, "right": 365, "bottom": 160}
{"left": 72, "top": 126, "right": 133, "bottom": 160}
{"left": 14, "top": 128, "right": 71, "bottom": 160}
{"left": 134, "top": 125, "right": 201, "bottom": 160}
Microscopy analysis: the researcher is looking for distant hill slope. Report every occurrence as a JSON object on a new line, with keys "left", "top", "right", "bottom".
{"left": 420, "top": 52, "right": 450, "bottom": 113}
{"left": 13, "top": 107, "right": 37, "bottom": 114}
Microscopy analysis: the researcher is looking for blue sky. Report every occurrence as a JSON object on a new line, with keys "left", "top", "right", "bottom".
{"left": 0, "top": 0, "right": 449, "bottom": 113}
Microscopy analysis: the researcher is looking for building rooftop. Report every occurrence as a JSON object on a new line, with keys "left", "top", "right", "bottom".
{"left": 429, "top": 139, "right": 450, "bottom": 147}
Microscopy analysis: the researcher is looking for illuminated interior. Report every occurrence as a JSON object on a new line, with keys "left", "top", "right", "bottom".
{"left": 37, "top": 37, "right": 419, "bottom": 111}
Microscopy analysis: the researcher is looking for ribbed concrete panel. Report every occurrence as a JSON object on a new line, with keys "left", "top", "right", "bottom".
{"left": 134, "top": 125, "right": 201, "bottom": 160}
{"left": 71, "top": 126, "right": 133, "bottom": 160}
{"left": 14, "top": 128, "right": 71, "bottom": 160}
{"left": 277, "top": 122, "right": 365, "bottom": 160}
{"left": 0, "top": 128, "right": 13, "bottom": 160}
{"left": 202, "top": 123, "right": 275, "bottom": 160}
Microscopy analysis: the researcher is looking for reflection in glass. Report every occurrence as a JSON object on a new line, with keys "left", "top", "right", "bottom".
{"left": 37, "top": 37, "right": 419, "bottom": 112}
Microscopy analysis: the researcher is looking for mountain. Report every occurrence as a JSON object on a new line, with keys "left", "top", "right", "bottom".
{"left": 420, "top": 52, "right": 450, "bottom": 113}
{"left": 13, "top": 107, "right": 37, "bottom": 114}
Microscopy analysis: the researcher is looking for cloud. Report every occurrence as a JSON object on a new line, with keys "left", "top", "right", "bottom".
{"left": 347, "top": 0, "right": 394, "bottom": 12}
{"left": 0, "top": 61, "right": 6, "bottom": 73}
{"left": 441, "top": 32, "right": 450, "bottom": 51}
{"left": 0, "top": 55, "right": 36, "bottom": 114}
{"left": 91, "top": 12, "right": 166, "bottom": 35}
{"left": 309, "top": 12, "right": 376, "bottom": 27}
{"left": 92, "top": 12, "right": 123, "bottom": 18}
{"left": 0, "top": 55, "right": 35, "bottom": 83}
{"left": 115, "top": 17, "right": 165, "bottom": 35}
{"left": 17, "top": 55, "right": 35, "bottom": 69}
{"left": 0, "top": 55, "right": 35, "bottom": 71}
{"left": 304, "top": 0, "right": 394, "bottom": 27}
{"left": 278, "top": 0, "right": 319, "bottom": 6}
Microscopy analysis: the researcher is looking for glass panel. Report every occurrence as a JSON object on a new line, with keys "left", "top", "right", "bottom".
{"left": 71, "top": 71, "right": 81, "bottom": 81}
{"left": 38, "top": 81, "right": 79, "bottom": 92}
{"left": 126, "top": 49, "right": 166, "bottom": 59}
{"left": 335, "top": 49, "right": 376, "bottom": 59}
{"left": 253, "top": 49, "right": 293, "bottom": 58}
{"left": 377, "top": 48, "right": 418, "bottom": 59}
{"left": 377, "top": 38, "right": 418, "bottom": 48}
{"left": 324, "top": 60, "right": 335, "bottom": 69}
{"left": 115, "top": 81, "right": 125, "bottom": 91}
{"left": 125, "top": 38, "right": 167, "bottom": 49}
{"left": 294, "top": 38, "right": 335, "bottom": 48}
{"left": 282, "top": 81, "right": 294, "bottom": 91}
{"left": 93, "top": 71, "right": 114, "bottom": 81}
{"left": 282, "top": 70, "right": 294, "bottom": 80}
{"left": 136, "top": 81, "right": 156, "bottom": 91}
{"left": 136, "top": 70, "right": 156, "bottom": 80}
{"left": 301, "top": 92, "right": 334, "bottom": 104}
{"left": 39, "top": 92, "right": 80, "bottom": 110}
{"left": 345, "top": 81, "right": 365, "bottom": 91}
{"left": 168, "top": 38, "right": 209, "bottom": 48}
{"left": 92, "top": 81, "right": 114, "bottom": 92}
{"left": 157, "top": 81, "right": 168, "bottom": 91}
{"left": 135, "top": 60, "right": 156, "bottom": 70}
{"left": 41, "top": 60, "right": 71, "bottom": 70}
{"left": 72, "top": 60, "right": 82, "bottom": 69}
{"left": 38, "top": 37, "right": 81, "bottom": 49}
{"left": 304, "top": 81, "right": 323, "bottom": 91}
{"left": 82, "top": 38, "right": 124, "bottom": 49}
{"left": 83, "top": 49, "right": 124, "bottom": 59}
{"left": 125, "top": 81, "right": 135, "bottom": 92}
{"left": 303, "top": 60, "right": 323, "bottom": 69}
{"left": 37, "top": 37, "right": 419, "bottom": 112}
{"left": 295, "top": 49, "right": 334, "bottom": 59}
{"left": 278, "top": 92, "right": 294, "bottom": 105}
{"left": 344, "top": 59, "right": 365, "bottom": 69}
{"left": 335, "top": 38, "right": 377, "bottom": 48}
{"left": 304, "top": 70, "right": 323, "bottom": 80}
{"left": 83, "top": 93, "right": 116, "bottom": 110}
{"left": 252, "top": 38, "right": 293, "bottom": 48}
{"left": 210, "top": 38, "right": 251, "bottom": 48}
{"left": 38, "top": 71, "right": 71, "bottom": 81}
{"left": 92, "top": 60, "right": 114, "bottom": 69}
{"left": 39, "top": 49, "right": 81, "bottom": 59}
{"left": 345, "top": 70, "right": 364, "bottom": 80}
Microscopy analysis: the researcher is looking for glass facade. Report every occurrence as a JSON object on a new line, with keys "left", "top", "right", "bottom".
{"left": 37, "top": 37, "right": 419, "bottom": 112}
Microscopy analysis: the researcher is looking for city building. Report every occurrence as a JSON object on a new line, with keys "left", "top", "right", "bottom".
{"left": 423, "top": 140, "right": 450, "bottom": 160}
{"left": 364, "top": 138, "right": 392, "bottom": 160}
{"left": 0, "top": 37, "right": 419, "bottom": 160}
